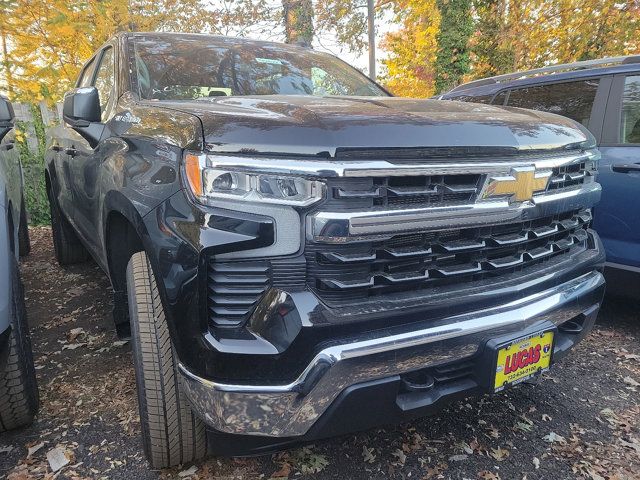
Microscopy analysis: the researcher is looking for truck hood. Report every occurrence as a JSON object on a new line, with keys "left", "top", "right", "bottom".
{"left": 154, "top": 95, "right": 593, "bottom": 157}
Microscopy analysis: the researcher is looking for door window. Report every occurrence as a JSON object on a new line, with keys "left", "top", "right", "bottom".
{"left": 506, "top": 79, "right": 600, "bottom": 128}
{"left": 78, "top": 58, "right": 96, "bottom": 87}
{"left": 620, "top": 76, "right": 640, "bottom": 144}
{"left": 93, "top": 47, "right": 115, "bottom": 121}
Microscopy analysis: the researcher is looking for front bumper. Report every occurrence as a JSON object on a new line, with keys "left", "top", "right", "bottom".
{"left": 179, "top": 269, "right": 605, "bottom": 441}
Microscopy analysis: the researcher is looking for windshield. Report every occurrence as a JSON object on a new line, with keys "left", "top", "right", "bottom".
{"left": 131, "top": 35, "right": 388, "bottom": 101}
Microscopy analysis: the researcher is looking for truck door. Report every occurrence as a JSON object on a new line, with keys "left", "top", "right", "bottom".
{"left": 56, "top": 56, "right": 97, "bottom": 230}
{"left": 68, "top": 45, "right": 116, "bottom": 256}
{"left": 595, "top": 74, "right": 640, "bottom": 271}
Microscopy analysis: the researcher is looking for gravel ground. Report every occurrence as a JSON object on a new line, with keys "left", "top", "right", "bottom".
{"left": 1, "top": 227, "right": 639, "bottom": 480}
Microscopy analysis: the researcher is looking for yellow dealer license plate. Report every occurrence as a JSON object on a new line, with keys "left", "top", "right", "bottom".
{"left": 494, "top": 331, "right": 554, "bottom": 392}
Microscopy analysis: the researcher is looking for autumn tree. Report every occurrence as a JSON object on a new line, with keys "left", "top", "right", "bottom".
{"left": 1, "top": 0, "right": 274, "bottom": 102}
{"left": 434, "top": 0, "right": 472, "bottom": 93}
{"left": 283, "top": 0, "right": 313, "bottom": 44}
{"left": 382, "top": 0, "right": 440, "bottom": 97}
{"left": 470, "top": 0, "right": 640, "bottom": 78}
{"left": 468, "top": 0, "right": 515, "bottom": 78}
{"left": 0, "top": 0, "right": 16, "bottom": 95}
{"left": 314, "top": 0, "right": 373, "bottom": 53}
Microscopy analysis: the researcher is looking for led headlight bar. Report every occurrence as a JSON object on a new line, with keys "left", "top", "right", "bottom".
{"left": 184, "top": 153, "right": 325, "bottom": 206}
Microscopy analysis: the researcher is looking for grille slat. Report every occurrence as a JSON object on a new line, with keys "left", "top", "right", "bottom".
{"left": 306, "top": 209, "right": 592, "bottom": 304}
{"left": 207, "top": 260, "right": 271, "bottom": 327}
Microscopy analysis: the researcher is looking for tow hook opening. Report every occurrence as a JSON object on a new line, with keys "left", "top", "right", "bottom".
{"left": 559, "top": 319, "right": 584, "bottom": 334}
{"left": 400, "top": 370, "right": 436, "bottom": 393}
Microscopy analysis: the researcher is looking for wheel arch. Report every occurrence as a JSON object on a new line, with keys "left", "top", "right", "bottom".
{"left": 103, "top": 190, "right": 150, "bottom": 337}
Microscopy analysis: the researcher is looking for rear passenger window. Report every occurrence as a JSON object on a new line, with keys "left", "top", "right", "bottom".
{"left": 506, "top": 80, "right": 599, "bottom": 128}
{"left": 620, "top": 76, "right": 640, "bottom": 144}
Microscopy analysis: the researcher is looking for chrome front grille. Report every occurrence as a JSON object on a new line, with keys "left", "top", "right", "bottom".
{"left": 325, "top": 174, "right": 481, "bottom": 210}
{"left": 548, "top": 160, "right": 597, "bottom": 191}
{"left": 306, "top": 209, "right": 592, "bottom": 304}
{"left": 322, "top": 158, "right": 597, "bottom": 212}
{"left": 204, "top": 147, "right": 600, "bottom": 318}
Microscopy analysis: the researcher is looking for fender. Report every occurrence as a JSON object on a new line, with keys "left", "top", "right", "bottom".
{"left": 102, "top": 189, "right": 153, "bottom": 276}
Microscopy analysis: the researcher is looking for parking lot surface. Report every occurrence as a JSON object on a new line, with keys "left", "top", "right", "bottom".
{"left": 1, "top": 228, "right": 639, "bottom": 480}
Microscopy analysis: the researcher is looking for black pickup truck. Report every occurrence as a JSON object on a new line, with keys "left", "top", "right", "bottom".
{"left": 46, "top": 32, "right": 606, "bottom": 467}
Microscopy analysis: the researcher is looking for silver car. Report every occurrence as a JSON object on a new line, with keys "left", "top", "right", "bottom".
{"left": 0, "top": 96, "right": 38, "bottom": 431}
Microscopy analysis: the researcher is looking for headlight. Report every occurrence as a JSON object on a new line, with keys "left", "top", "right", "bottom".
{"left": 184, "top": 153, "right": 325, "bottom": 206}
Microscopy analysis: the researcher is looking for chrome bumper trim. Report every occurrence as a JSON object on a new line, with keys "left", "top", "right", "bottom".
{"left": 201, "top": 150, "right": 598, "bottom": 178}
{"left": 308, "top": 182, "right": 601, "bottom": 242}
{"left": 179, "top": 270, "right": 605, "bottom": 437}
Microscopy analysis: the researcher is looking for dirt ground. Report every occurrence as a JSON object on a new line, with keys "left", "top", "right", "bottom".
{"left": 1, "top": 227, "right": 639, "bottom": 480}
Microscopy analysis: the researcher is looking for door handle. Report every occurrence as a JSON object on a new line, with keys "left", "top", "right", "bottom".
{"left": 2, "top": 141, "right": 14, "bottom": 151}
{"left": 51, "top": 145, "right": 62, "bottom": 152}
{"left": 612, "top": 163, "right": 640, "bottom": 174}
{"left": 65, "top": 148, "right": 78, "bottom": 157}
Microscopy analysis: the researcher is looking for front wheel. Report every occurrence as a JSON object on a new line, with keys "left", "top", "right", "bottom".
{"left": 0, "top": 258, "right": 39, "bottom": 431}
{"left": 126, "top": 251, "right": 207, "bottom": 468}
{"left": 47, "top": 185, "right": 89, "bottom": 265}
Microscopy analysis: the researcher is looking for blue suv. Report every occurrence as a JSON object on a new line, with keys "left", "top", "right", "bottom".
{"left": 441, "top": 56, "right": 640, "bottom": 292}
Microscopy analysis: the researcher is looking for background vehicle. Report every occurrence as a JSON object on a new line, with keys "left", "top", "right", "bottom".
{"left": 0, "top": 96, "right": 38, "bottom": 431}
{"left": 46, "top": 33, "right": 605, "bottom": 467}
{"left": 440, "top": 56, "right": 640, "bottom": 295}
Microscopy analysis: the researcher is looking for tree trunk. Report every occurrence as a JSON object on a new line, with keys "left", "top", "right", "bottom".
{"left": 0, "top": 23, "right": 14, "bottom": 95}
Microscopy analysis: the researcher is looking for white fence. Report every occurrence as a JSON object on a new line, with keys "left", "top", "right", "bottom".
{"left": 12, "top": 101, "right": 61, "bottom": 150}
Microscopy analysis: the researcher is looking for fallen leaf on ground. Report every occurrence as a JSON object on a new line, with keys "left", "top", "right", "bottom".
{"left": 619, "top": 438, "right": 640, "bottom": 454}
{"left": 178, "top": 465, "right": 197, "bottom": 477}
{"left": 47, "top": 446, "right": 74, "bottom": 472}
{"left": 27, "top": 441, "right": 45, "bottom": 458}
{"left": 490, "top": 447, "right": 510, "bottom": 461}
{"left": 449, "top": 454, "right": 468, "bottom": 462}
{"left": 362, "top": 445, "right": 376, "bottom": 463}
{"left": 391, "top": 448, "right": 407, "bottom": 466}
{"left": 67, "top": 327, "right": 85, "bottom": 342}
{"left": 478, "top": 471, "right": 501, "bottom": 479}
{"left": 543, "top": 432, "right": 567, "bottom": 444}
{"left": 623, "top": 376, "right": 640, "bottom": 387}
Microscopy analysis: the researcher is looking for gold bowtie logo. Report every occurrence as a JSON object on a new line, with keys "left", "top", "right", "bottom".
{"left": 481, "top": 167, "right": 552, "bottom": 203}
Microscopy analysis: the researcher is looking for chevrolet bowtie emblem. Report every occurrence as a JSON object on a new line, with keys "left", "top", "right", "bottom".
{"left": 481, "top": 167, "right": 552, "bottom": 203}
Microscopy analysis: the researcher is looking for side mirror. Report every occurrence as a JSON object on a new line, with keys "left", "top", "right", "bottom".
{"left": 63, "top": 87, "right": 104, "bottom": 147}
{"left": 0, "top": 96, "right": 15, "bottom": 142}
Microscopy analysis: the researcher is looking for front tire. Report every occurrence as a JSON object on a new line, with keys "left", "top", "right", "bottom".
{"left": 47, "top": 185, "right": 89, "bottom": 265}
{"left": 126, "top": 251, "right": 207, "bottom": 468}
{"left": 0, "top": 258, "right": 39, "bottom": 431}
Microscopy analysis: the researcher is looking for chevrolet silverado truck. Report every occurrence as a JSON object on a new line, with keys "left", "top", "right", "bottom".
{"left": 0, "top": 96, "right": 38, "bottom": 432}
{"left": 46, "top": 32, "right": 606, "bottom": 467}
